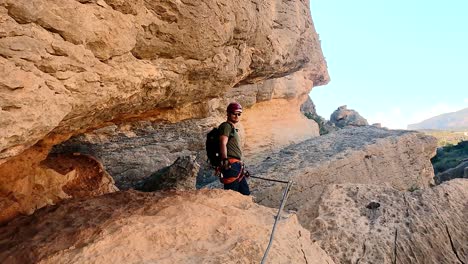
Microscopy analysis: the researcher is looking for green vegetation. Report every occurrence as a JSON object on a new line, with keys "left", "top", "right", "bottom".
{"left": 431, "top": 140, "right": 468, "bottom": 174}
{"left": 304, "top": 112, "right": 329, "bottom": 135}
{"left": 418, "top": 130, "right": 468, "bottom": 147}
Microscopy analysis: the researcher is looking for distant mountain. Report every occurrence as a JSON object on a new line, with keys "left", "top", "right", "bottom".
{"left": 407, "top": 107, "right": 468, "bottom": 131}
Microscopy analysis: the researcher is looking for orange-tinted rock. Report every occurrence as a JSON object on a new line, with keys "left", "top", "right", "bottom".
{"left": 0, "top": 152, "right": 117, "bottom": 224}
{"left": 0, "top": 0, "right": 328, "bottom": 222}
{"left": 0, "top": 190, "right": 335, "bottom": 264}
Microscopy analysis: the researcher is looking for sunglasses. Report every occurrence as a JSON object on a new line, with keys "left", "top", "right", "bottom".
{"left": 230, "top": 112, "right": 242, "bottom": 117}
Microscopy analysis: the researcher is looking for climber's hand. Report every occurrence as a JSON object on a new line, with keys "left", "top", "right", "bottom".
{"left": 221, "top": 159, "right": 230, "bottom": 170}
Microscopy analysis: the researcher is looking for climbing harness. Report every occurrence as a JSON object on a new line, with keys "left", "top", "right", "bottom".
{"left": 219, "top": 158, "right": 245, "bottom": 184}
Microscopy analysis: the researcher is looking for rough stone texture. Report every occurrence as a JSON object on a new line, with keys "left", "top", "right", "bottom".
{"left": 0, "top": 0, "right": 328, "bottom": 163}
{"left": 435, "top": 160, "right": 468, "bottom": 184}
{"left": 51, "top": 119, "right": 218, "bottom": 190}
{"left": 231, "top": 68, "right": 321, "bottom": 160}
{"left": 308, "top": 179, "right": 468, "bottom": 264}
{"left": 241, "top": 98, "right": 319, "bottom": 162}
{"left": 249, "top": 127, "right": 437, "bottom": 210}
{"left": 0, "top": 190, "right": 335, "bottom": 264}
{"left": 330, "top": 105, "right": 368, "bottom": 128}
{"left": 0, "top": 0, "right": 329, "bottom": 222}
{"left": 300, "top": 95, "right": 316, "bottom": 115}
{"left": 0, "top": 152, "right": 117, "bottom": 224}
{"left": 137, "top": 156, "right": 199, "bottom": 192}
{"left": 51, "top": 68, "right": 320, "bottom": 190}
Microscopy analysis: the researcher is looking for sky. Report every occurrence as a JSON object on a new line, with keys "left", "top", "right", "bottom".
{"left": 309, "top": 1, "right": 468, "bottom": 129}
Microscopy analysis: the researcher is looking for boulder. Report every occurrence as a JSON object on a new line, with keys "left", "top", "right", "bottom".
{"left": 435, "top": 160, "right": 468, "bottom": 184}
{"left": 137, "top": 156, "right": 199, "bottom": 192}
{"left": 330, "top": 105, "right": 368, "bottom": 128}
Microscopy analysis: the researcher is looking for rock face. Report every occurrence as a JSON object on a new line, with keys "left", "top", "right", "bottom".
{"left": 0, "top": 0, "right": 327, "bottom": 163}
{"left": 0, "top": 0, "right": 329, "bottom": 222}
{"left": 0, "top": 190, "right": 335, "bottom": 264}
{"left": 51, "top": 68, "right": 321, "bottom": 190}
{"left": 309, "top": 179, "right": 468, "bottom": 264}
{"left": 300, "top": 95, "right": 337, "bottom": 135}
{"left": 0, "top": 152, "right": 117, "bottom": 224}
{"left": 300, "top": 95, "right": 317, "bottom": 115}
{"left": 250, "top": 126, "right": 437, "bottom": 209}
{"left": 330, "top": 105, "right": 368, "bottom": 128}
{"left": 137, "top": 156, "right": 199, "bottom": 192}
{"left": 435, "top": 160, "right": 468, "bottom": 184}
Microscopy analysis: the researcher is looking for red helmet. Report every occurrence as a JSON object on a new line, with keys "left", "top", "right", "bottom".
{"left": 227, "top": 102, "right": 243, "bottom": 113}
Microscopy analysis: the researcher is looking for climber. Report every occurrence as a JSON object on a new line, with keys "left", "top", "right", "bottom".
{"left": 218, "top": 102, "right": 250, "bottom": 195}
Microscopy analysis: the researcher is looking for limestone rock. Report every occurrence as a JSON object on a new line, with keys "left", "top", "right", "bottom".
{"left": 51, "top": 68, "right": 320, "bottom": 190}
{"left": 137, "top": 156, "right": 199, "bottom": 192}
{"left": 301, "top": 95, "right": 337, "bottom": 135}
{"left": 51, "top": 120, "right": 217, "bottom": 190}
{"left": 0, "top": 0, "right": 328, "bottom": 163}
{"left": 435, "top": 160, "right": 468, "bottom": 184}
{"left": 0, "top": 0, "right": 329, "bottom": 222}
{"left": 300, "top": 95, "right": 317, "bottom": 115}
{"left": 309, "top": 179, "right": 468, "bottom": 264}
{"left": 228, "top": 68, "right": 322, "bottom": 160}
{"left": 250, "top": 126, "right": 437, "bottom": 210}
{"left": 0, "top": 153, "right": 117, "bottom": 224}
{"left": 0, "top": 190, "right": 335, "bottom": 264}
{"left": 330, "top": 105, "right": 369, "bottom": 128}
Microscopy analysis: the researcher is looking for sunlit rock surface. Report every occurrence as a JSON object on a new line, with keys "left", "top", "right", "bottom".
{"left": 250, "top": 127, "right": 437, "bottom": 209}
{"left": 50, "top": 68, "right": 321, "bottom": 190}
{"left": 0, "top": 190, "right": 335, "bottom": 264}
{"left": 309, "top": 179, "right": 468, "bottom": 264}
{"left": 0, "top": 0, "right": 328, "bottom": 222}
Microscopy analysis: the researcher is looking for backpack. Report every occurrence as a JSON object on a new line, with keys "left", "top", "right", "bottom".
{"left": 206, "top": 122, "right": 233, "bottom": 167}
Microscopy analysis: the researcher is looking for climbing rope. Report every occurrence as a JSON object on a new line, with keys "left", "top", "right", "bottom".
{"left": 250, "top": 175, "right": 294, "bottom": 264}
{"left": 250, "top": 175, "right": 290, "bottom": 184}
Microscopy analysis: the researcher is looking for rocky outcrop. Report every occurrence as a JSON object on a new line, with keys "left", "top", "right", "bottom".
{"left": 0, "top": 0, "right": 328, "bottom": 163}
{"left": 0, "top": 190, "right": 335, "bottom": 264}
{"left": 330, "top": 105, "right": 368, "bottom": 128}
{"left": 435, "top": 160, "right": 468, "bottom": 184}
{"left": 250, "top": 126, "right": 437, "bottom": 209}
{"left": 51, "top": 68, "right": 321, "bottom": 190}
{"left": 137, "top": 156, "right": 199, "bottom": 192}
{"left": 0, "top": 152, "right": 117, "bottom": 224}
{"left": 238, "top": 69, "right": 322, "bottom": 160}
{"left": 300, "top": 95, "right": 337, "bottom": 135}
{"left": 309, "top": 179, "right": 468, "bottom": 264}
{"left": 0, "top": 0, "right": 329, "bottom": 222}
{"left": 300, "top": 95, "right": 317, "bottom": 115}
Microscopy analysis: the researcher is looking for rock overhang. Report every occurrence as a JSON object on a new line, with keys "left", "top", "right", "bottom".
{"left": 0, "top": 0, "right": 329, "bottom": 223}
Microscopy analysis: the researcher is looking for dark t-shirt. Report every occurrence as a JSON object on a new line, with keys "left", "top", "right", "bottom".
{"left": 218, "top": 122, "right": 242, "bottom": 160}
